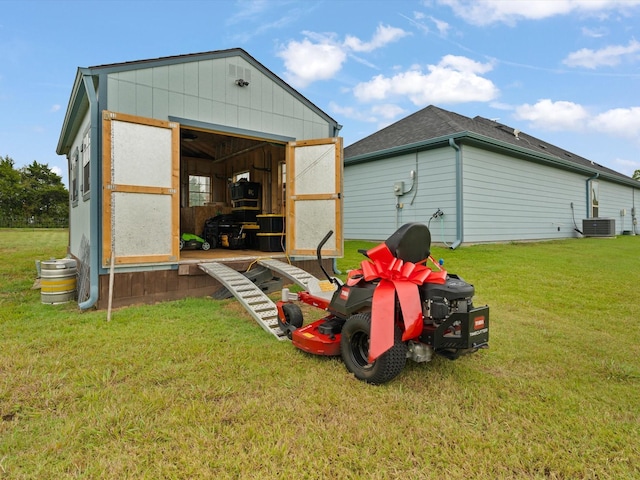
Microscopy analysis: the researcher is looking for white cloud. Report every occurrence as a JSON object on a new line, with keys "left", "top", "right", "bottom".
{"left": 329, "top": 101, "right": 407, "bottom": 124}
{"left": 611, "top": 157, "right": 640, "bottom": 177}
{"left": 353, "top": 55, "right": 498, "bottom": 105}
{"left": 277, "top": 38, "right": 347, "bottom": 88}
{"left": 562, "top": 39, "right": 640, "bottom": 69}
{"left": 514, "top": 99, "right": 590, "bottom": 131}
{"left": 514, "top": 100, "right": 640, "bottom": 150}
{"left": 439, "top": 0, "right": 640, "bottom": 26}
{"left": 51, "top": 166, "right": 62, "bottom": 176}
{"left": 429, "top": 16, "right": 451, "bottom": 35}
{"left": 343, "top": 24, "right": 410, "bottom": 53}
{"left": 489, "top": 101, "right": 515, "bottom": 111}
{"left": 590, "top": 106, "right": 640, "bottom": 140}
{"left": 581, "top": 26, "right": 607, "bottom": 38}
{"left": 371, "top": 103, "right": 407, "bottom": 120}
{"left": 50, "top": 104, "right": 61, "bottom": 113}
{"left": 329, "top": 101, "right": 377, "bottom": 123}
{"left": 277, "top": 24, "right": 409, "bottom": 88}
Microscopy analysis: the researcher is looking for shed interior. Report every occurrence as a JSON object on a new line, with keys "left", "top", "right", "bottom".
{"left": 178, "top": 127, "right": 288, "bottom": 257}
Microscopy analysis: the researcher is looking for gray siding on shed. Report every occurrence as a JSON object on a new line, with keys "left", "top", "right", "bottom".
{"left": 462, "top": 145, "right": 586, "bottom": 242}
{"left": 106, "top": 56, "right": 331, "bottom": 140}
{"left": 344, "top": 147, "right": 457, "bottom": 241}
{"left": 68, "top": 109, "right": 92, "bottom": 255}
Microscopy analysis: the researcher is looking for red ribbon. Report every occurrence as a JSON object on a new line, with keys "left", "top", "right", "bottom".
{"left": 347, "top": 243, "right": 447, "bottom": 362}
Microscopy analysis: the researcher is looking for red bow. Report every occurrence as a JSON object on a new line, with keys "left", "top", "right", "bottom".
{"left": 348, "top": 243, "right": 446, "bottom": 362}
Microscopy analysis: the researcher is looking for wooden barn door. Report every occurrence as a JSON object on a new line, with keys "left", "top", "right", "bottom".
{"left": 285, "top": 137, "right": 343, "bottom": 257}
{"left": 102, "top": 111, "right": 180, "bottom": 266}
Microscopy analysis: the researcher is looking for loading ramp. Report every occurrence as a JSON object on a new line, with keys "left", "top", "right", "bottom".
{"left": 199, "top": 262, "right": 286, "bottom": 340}
{"left": 256, "top": 258, "right": 336, "bottom": 301}
{"left": 199, "top": 259, "right": 335, "bottom": 340}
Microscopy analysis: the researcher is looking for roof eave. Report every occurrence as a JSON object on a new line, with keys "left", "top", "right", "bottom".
{"left": 461, "top": 132, "right": 640, "bottom": 187}
{"left": 56, "top": 68, "right": 91, "bottom": 156}
{"left": 346, "top": 130, "right": 640, "bottom": 188}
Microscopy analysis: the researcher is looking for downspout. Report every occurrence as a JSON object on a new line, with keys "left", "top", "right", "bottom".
{"left": 449, "top": 138, "right": 463, "bottom": 249}
{"left": 79, "top": 72, "right": 100, "bottom": 310}
{"left": 585, "top": 172, "right": 600, "bottom": 219}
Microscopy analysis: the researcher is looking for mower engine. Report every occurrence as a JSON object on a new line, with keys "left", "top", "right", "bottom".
{"left": 417, "top": 273, "right": 489, "bottom": 360}
{"left": 421, "top": 274, "right": 475, "bottom": 324}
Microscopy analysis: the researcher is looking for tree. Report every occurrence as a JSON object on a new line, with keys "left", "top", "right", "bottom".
{"left": 0, "top": 156, "right": 68, "bottom": 227}
{"left": 0, "top": 155, "right": 23, "bottom": 222}
{"left": 633, "top": 169, "right": 640, "bottom": 181}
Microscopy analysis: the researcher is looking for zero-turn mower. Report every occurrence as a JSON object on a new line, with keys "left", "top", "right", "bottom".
{"left": 276, "top": 222, "right": 489, "bottom": 384}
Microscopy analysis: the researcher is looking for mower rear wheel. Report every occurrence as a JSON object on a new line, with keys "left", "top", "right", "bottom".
{"left": 279, "top": 303, "right": 303, "bottom": 339}
{"left": 340, "top": 312, "right": 407, "bottom": 385}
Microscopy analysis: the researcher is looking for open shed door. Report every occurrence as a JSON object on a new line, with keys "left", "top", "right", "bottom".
{"left": 102, "top": 111, "right": 180, "bottom": 266}
{"left": 286, "top": 137, "right": 343, "bottom": 257}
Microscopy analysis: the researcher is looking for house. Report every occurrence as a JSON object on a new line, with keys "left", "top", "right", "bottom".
{"left": 343, "top": 105, "right": 639, "bottom": 245}
{"left": 57, "top": 48, "right": 343, "bottom": 310}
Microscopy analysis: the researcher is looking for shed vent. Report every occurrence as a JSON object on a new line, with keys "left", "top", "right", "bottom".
{"left": 582, "top": 218, "right": 615, "bottom": 237}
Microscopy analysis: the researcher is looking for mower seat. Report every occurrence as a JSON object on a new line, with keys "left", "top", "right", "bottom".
{"left": 385, "top": 222, "right": 431, "bottom": 263}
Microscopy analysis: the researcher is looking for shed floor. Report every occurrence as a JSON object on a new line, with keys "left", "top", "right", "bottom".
{"left": 178, "top": 248, "right": 287, "bottom": 264}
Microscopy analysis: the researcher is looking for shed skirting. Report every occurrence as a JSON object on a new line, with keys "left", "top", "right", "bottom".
{"left": 96, "top": 258, "right": 332, "bottom": 309}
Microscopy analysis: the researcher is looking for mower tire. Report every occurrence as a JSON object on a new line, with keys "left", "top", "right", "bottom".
{"left": 278, "top": 303, "right": 304, "bottom": 339}
{"left": 340, "top": 312, "right": 407, "bottom": 385}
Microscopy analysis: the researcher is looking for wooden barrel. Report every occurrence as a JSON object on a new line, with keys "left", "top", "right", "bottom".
{"left": 41, "top": 259, "right": 77, "bottom": 304}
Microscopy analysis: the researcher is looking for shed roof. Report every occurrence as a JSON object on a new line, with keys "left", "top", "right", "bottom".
{"left": 344, "top": 105, "right": 637, "bottom": 186}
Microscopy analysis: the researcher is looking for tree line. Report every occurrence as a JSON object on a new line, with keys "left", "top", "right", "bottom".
{"left": 0, "top": 155, "right": 69, "bottom": 228}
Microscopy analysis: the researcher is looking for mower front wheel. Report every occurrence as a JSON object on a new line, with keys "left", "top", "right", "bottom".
{"left": 340, "top": 312, "right": 407, "bottom": 385}
{"left": 278, "top": 303, "right": 304, "bottom": 339}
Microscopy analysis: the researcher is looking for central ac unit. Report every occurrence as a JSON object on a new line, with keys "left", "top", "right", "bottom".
{"left": 582, "top": 218, "right": 616, "bottom": 237}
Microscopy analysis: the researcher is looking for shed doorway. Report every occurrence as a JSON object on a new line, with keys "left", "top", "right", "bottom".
{"left": 178, "top": 127, "right": 288, "bottom": 261}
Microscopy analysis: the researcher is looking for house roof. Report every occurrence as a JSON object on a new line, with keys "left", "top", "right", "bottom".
{"left": 57, "top": 48, "right": 338, "bottom": 156}
{"left": 344, "top": 105, "right": 637, "bottom": 186}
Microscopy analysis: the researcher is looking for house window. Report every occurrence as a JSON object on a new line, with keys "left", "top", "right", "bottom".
{"left": 81, "top": 129, "right": 90, "bottom": 199}
{"left": 71, "top": 148, "right": 79, "bottom": 206}
{"left": 188, "top": 175, "right": 211, "bottom": 206}
{"left": 591, "top": 180, "right": 599, "bottom": 218}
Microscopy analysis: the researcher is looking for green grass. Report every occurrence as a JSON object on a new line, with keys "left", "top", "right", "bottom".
{"left": 1, "top": 228, "right": 639, "bottom": 479}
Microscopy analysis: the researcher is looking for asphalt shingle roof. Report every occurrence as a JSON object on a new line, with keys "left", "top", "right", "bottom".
{"left": 344, "top": 105, "right": 634, "bottom": 183}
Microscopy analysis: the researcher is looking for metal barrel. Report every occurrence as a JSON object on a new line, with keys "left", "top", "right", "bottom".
{"left": 40, "top": 259, "right": 77, "bottom": 304}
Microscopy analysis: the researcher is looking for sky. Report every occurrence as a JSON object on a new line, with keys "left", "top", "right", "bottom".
{"left": 1, "top": 0, "right": 640, "bottom": 187}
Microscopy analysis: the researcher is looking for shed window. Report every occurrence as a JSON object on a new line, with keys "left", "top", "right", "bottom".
{"left": 234, "top": 171, "right": 250, "bottom": 182}
{"left": 189, "top": 175, "right": 211, "bottom": 206}
{"left": 81, "top": 129, "right": 90, "bottom": 199}
{"left": 71, "top": 148, "right": 79, "bottom": 206}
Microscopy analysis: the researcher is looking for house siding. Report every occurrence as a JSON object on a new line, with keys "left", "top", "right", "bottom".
{"left": 597, "top": 182, "right": 636, "bottom": 234}
{"left": 463, "top": 145, "right": 586, "bottom": 242}
{"left": 344, "top": 147, "right": 457, "bottom": 241}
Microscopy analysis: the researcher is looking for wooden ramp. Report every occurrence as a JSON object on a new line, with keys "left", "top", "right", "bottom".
{"left": 199, "top": 262, "right": 286, "bottom": 341}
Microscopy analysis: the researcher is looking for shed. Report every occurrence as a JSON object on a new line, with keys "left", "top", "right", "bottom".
{"left": 344, "top": 105, "right": 639, "bottom": 245}
{"left": 57, "top": 48, "right": 343, "bottom": 309}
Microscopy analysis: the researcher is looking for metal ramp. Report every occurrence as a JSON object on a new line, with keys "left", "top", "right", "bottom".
{"left": 257, "top": 258, "right": 336, "bottom": 300}
{"left": 199, "top": 262, "right": 286, "bottom": 341}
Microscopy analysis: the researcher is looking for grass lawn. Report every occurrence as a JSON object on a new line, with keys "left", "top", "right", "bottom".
{"left": 1, "top": 228, "right": 639, "bottom": 479}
